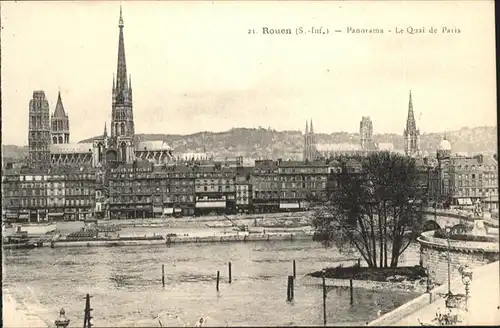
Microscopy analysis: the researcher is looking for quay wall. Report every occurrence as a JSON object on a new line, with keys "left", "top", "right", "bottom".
{"left": 368, "top": 261, "right": 499, "bottom": 326}
{"left": 418, "top": 230, "right": 499, "bottom": 285}
{"left": 48, "top": 233, "right": 312, "bottom": 248}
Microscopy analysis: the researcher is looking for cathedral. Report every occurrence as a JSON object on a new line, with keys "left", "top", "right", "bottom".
{"left": 28, "top": 7, "right": 174, "bottom": 169}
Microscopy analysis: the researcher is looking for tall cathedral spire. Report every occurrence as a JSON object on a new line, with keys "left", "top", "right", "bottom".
{"left": 116, "top": 4, "right": 128, "bottom": 98}
{"left": 403, "top": 90, "right": 421, "bottom": 157}
{"left": 310, "top": 119, "right": 314, "bottom": 133}
{"left": 305, "top": 120, "right": 309, "bottom": 134}
{"left": 406, "top": 90, "right": 416, "bottom": 131}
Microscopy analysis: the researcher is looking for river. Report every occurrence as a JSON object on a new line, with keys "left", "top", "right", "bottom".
{"left": 3, "top": 222, "right": 422, "bottom": 327}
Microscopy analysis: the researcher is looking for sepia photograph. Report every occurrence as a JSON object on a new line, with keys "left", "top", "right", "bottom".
{"left": 1, "top": 0, "right": 498, "bottom": 327}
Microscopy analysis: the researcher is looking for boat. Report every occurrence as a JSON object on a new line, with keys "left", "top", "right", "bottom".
{"left": 2, "top": 231, "right": 37, "bottom": 249}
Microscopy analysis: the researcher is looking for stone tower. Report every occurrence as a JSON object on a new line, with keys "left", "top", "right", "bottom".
{"left": 51, "top": 91, "right": 70, "bottom": 144}
{"left": 403, "top": 90, "right": 421, "bottom": 157}
{"left": 360, "top": 116, "right": 374, "bottom": 150}
{"left": 303, "top": 119, "right": 317, "bottom": 161}
{"left": 110, "top": 5, "right": 135, "bottom": 163}
{"left": 28, "top": 91, "right": 51, "bottom": 166}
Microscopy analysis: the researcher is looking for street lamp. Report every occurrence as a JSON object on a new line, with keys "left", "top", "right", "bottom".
{"left": 459, "top": 265, "right": 473, "bottom": 311}
{"left": 445, "top": 227, "right": 452, "bottom": 295}
{"left": 322, "top": 269, "right": 327, "bottom": 327}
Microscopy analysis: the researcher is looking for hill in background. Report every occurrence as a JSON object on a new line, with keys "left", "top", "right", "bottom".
{"left": 3, "top": 126, "right": 497, "bottom": 161}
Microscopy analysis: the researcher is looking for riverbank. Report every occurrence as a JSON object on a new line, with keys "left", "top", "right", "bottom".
{"left": 43, "top": 231, "right": 313, "bottom": 248}
{"left": 308, "top": 265, "right": 431, "bottom": 294}
{"left": 3, "top": 293, "right": 50, "bottom": 328}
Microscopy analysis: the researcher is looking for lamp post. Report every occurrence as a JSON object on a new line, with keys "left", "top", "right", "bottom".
{"left": 322, "top": 269, "right": 327, "bottom": 327}
{"left": 445, "top": 227, "right": 452, "bottom": 295}
{"left": 459, "top": 265, "right": 473, "bottom": 312}
{"left": 54, "top": 308, "right": 70, "bottom": 328}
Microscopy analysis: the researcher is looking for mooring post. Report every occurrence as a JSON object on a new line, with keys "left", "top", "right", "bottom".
{"left": 216, "top": 270, "right": 220, "bottom": 292}
{"left": 162, "top": 264, "right": 165, "bottom": 288}
{"left": 83, "top": 293, "right": 93, "bottom": 328}
{"left": 322, "top": 272, "right": 327, "bottom": 326}
{"left": 290, "top": 275, "right": 294, "bottom": 300}
{"left": 349, "top": 278, "right": 354, "bottom": 305}
{"left": 228, "top": 261, "right": 232, "bottom": 283}
{"left": 286, "top": 276, "right": 291, "bottom": 302}
{"left": 293, "top": 260, "right": 296, "bottom": 279}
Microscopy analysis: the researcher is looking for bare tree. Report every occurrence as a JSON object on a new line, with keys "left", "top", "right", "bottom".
{"left": 313, "top": 152, "right": 426, "bottom": 268}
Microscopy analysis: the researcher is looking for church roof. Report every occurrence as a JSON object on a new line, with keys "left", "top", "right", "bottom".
{"left": 50, "top": 143, "right": 93, "bottom": 154}
{"left": 316, "top": 143, "right": 362, "bottom": 151}
{"left": 377, "top": 143, "right": 395, "bottom": 151}
{"left": 135, "top": 140, "right": 172, "bottom": 151}
{"left": 52, "top": 91, "right": 67, "bottom": 118}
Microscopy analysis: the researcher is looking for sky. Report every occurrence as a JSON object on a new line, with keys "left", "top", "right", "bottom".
{"left": 1, "top": 0, "right": 496, "bottom": 146}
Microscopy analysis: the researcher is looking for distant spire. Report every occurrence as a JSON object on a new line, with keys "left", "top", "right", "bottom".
{"left": 53, "top": 91, "right": 67, "bottom": 118}
{"left": 129, "top": 74, "right": 131, "bottom": 89}
{"left": 305, "top": 120, "right": 309, "bottom": 134}
{"left": 119, "top": 4, "right": 124, "bottom": 27}
{"left": 406, "top": 90, "right": 416, "bottom": 130}
{"left": 116, "top": 4, "right": 128, "bottom": 98}
{"left": 104, "top": 122, "right": 108, "bottom": 137}
{"left": 310, "top": 119, "right": 314, "bottom": 133}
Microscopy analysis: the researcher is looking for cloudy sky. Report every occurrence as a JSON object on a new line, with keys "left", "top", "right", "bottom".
{"left": 2, "top": 0, "right": 496, "bottom": 146}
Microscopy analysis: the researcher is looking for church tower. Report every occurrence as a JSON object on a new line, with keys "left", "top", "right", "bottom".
{"left": 110, "top": 5, "right": 135, "bottom": 163}
{"left": 403, "top": 90, "right": 421, "bottom": 157}
{"left": 303, "top": 119, "right": 317, "bottom": 161}
{"left": 360, "top": 116, "right": 374, "bottom": 150}
{"left": 28, "top": 91, "right": 51, "bottom": 166}
{"left": 51, "top": 91, "right": 70, "bottom": 144}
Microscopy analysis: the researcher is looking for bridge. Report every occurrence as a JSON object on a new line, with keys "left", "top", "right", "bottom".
{"left": 420, "top": 208, "right": 499, "bottom": 231}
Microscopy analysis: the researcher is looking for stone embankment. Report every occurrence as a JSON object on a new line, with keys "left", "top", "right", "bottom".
{"left": 47, "top": 232, "right": 312, "bottom": 248}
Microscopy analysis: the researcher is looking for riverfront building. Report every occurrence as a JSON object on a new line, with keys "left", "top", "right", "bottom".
{"left": 428, "top": 135, "right": 499, "bottom": 210}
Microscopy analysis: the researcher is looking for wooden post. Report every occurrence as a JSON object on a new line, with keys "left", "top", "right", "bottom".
{"left": 286, "top": 276, "right": 292, "bottom": 302}
{"left": 349, "top": 278, "right": 354, "bottom": 305}
{"left": 228, "top": 261, "right": 232, "bottom": 283}
{"left": 162, "top": 264, "right": 165, "bottom": 288}
{"left": 293, "top": 260, "right": 296, "bottom": 279}
{"left": 216, "top": 271, "right": 220, "bottom": 292}
{"left": 290, "top": 275, "right": 294, "bottom": 300}
{"left": 322, "top": 273, "right": 327, "bottom": 326}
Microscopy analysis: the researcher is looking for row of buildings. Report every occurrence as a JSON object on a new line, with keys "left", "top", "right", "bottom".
{"left": 3, "top": 146, "right": 498, "bottom": 221}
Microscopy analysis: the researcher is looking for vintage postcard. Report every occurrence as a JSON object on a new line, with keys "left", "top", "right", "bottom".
{"left": 1, "top": 1, "right": 498, "bottom": 327}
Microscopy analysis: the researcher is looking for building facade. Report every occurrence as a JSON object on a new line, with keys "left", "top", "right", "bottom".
{"left": 277, "top": 160, "right": 329, "bottom": 211}
{"left": 430, "top": 136, "right": 499, "bottom": 210}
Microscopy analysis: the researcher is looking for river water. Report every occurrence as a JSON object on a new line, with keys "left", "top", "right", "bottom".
{"left": 3, "top": 223, "right": 422, "bottom": 327}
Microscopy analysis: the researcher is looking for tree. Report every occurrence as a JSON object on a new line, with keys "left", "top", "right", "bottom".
{"left": 312, "top": 152, "right": 426, "bottom": 268}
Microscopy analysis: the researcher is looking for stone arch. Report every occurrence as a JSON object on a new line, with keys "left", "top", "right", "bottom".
{"left": 120, "top": 142, "right": 127, "bottom": 162}
{"left": 58, "top": 136, "right": 63, "bottom": 144}
{"left": 53, "top": 136, "right": 58, "bottom": 144}
{"left": 423, "top": 220, "right": 441, "bottom": 232}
